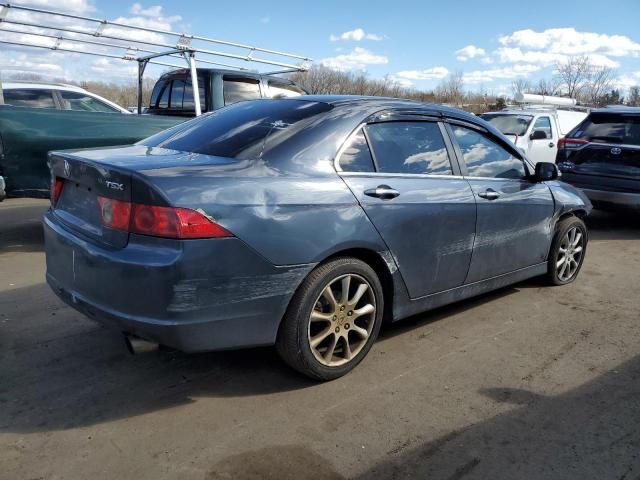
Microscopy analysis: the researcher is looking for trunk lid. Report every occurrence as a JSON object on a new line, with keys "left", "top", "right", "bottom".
{"left": 49, "top": 151, "right": 132, "bottom": 248}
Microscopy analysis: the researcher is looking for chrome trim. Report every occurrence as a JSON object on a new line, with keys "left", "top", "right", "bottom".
{"left": 338, "top": 171, "right": 466, "bottom": 180}
{"left": 333, "top": 123, "right": 367, "bottom": 173}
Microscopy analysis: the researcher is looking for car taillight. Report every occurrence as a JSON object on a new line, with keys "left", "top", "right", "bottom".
{"left": 51, "top": 177, "right": 64, "bottom": 205}
{"left": 557, "top": 138, "right": 588, "bottom": 150}
{"left": 97, "top": 196, "right": 232, "bottom": 239}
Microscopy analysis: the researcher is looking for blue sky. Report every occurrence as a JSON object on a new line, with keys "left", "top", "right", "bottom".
{"left": 1, "top": 0, "right": 639, "bottom": 95}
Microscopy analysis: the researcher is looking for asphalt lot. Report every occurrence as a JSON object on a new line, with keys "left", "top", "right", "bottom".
{"left": 1, "top": 197, "right": 640, "bottom": 480}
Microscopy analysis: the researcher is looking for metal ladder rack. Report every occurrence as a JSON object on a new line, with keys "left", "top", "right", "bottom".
{"left": 0, "top": 3, "right": 312, "bottom": 115}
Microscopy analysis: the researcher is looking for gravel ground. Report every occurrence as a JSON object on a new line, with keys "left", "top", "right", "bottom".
{"left": 1, "top": 198, "right": 639, "bottom": 480}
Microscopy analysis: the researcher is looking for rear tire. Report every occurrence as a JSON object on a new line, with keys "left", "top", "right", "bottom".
{"left": 546, "top": 216, "right": 588, "bottom": 285}
{"left": 276, "top": 257, "right": 384, "bottom": 381}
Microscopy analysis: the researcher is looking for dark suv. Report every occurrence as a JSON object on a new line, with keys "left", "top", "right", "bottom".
{"left": 147, "top": 68, "right": 306, "bottom": 117}
{"left": 556, "top": 107, "right": 640, "bottom": 210}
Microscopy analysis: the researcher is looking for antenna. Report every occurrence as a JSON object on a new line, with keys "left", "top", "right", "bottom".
{"left": 0, "top": 3, "right": 312, "bottom": 115}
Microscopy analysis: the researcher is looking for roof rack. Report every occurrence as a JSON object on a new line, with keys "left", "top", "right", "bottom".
{"left": 0, "top": 3, "right": 312, "bottom": 115}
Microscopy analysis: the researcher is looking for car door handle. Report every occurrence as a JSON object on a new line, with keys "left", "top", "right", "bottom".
{"left": 548, "top": 142, "right": 555, "bottom": 148}
{"left": 364, "top": 185, "right": 400, "bottom": 199}
{"left": 477, "top": 189, "right": 500, "bottom": 200}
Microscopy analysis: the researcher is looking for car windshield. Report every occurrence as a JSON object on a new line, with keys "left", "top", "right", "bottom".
{"left": 142, "top": 99, "right": 332, "bottom": 159}
{"left": 481, "top": 114, "right": 533, "bottom": 137}
{"left": 570, "top": 113, "right": 640, "bottom": 145}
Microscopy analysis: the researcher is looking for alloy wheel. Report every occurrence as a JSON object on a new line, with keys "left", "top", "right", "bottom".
{"left": 556, "top": 226, "right": 584, "bottom": 282}
{"left": 307, "top": 274, "right": 376, "bottom": 367}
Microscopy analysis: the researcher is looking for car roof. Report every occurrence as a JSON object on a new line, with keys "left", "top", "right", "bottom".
{"left": 1, "top": 81, "right": 89, "bottom": 92}
{"left": 592, "top": 106, "right": 640, "bottom": 114}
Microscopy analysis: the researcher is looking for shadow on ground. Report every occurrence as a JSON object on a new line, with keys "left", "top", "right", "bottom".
{"left": 585, "top": 208, "right": 640, "bottom": 241}
{"left": 201, "top": 356, "right": 640, "bottom": 480}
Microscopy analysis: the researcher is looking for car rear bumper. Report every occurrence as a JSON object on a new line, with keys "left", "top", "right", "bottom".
{"left": 580, "top": 188, "right": 640, "bottom": 209}
{"left": 44, "top": 210, "right": 313, "bottom": 352}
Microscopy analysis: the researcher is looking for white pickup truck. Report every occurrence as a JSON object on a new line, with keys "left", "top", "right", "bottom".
{"left": 481, "top": 95, "right": 587, "bottom": 165}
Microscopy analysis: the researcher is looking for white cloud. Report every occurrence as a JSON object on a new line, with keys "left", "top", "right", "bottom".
{"left": 616, "top": 71, "right": 640, "bottom": 90}
{"left": 320, "top": 47, "right": 388, "bottom": 71}
{"left": 497, "top": 47, "right": 619, "bottom": 68}
{"left": 463, "top": 64, "right": 541, "bottom": 84}
{"left": 12, "top": 0, "right": 95, "bottom": 14}
{"left": 456, "top": 45, "right": 486, "bottom": 61}
{"left": 499, "top": 28, "right": 640, "bottom": 57}
{"left": 395, "top": 66, "right": 449, "bottom": 81}
{"left": 329, "top": 28, "right": 384, "bottom": 42}
{"left": 0, "top": 52, "right": 66, "bottom": 76}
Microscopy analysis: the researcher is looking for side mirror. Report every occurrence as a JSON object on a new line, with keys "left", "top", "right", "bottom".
{"left": 533, "top": 162, "right": 558, "bottom": 182}
{"left": 530, "top": 130, "right": 548, "bottom": 140}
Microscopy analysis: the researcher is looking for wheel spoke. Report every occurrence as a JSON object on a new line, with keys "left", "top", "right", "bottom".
{"left": 556, "top": 256, "right": 566, "bottom": 268}
{"left": 351, "top": 324, "right": 369, "bottom": 340}
{"left": 572, "top": 231, "right": 582, "bottom": 247}
{"left": 573, "top": 245, "right": 583, "bottom": 254}
{"left": 352, "top": 303, "right": 375, "bottom": 320}
{"left": 323, "top": 334, "right": 338, "bottom": 362}
{"left": 568, "top": 228, "right": 576, "bottom": 245}
{"left": 310, "top": 310, "right": 333, "bottom": 323}
{"left": 321, "top": 284, "right": 338, "bottom": 310}
{"left": 342, "top": 336, "right": 353, "bottom": 360}
{"left": 340, "top": 275, "right": 351, "bottom": 305}
{"left": 310, "top": 328, "right": 333, "bottom": 348}
{"left": 349, "top": 283, "right": 368, "bottom": 307}
{"left": 559, "top": 261, "right": 569, "bottom": 278}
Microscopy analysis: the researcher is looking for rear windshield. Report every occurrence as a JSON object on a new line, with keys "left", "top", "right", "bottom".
{"left": 481, "top": 114, "right": 533, "bottom": 137}
{"left": 570, "top": 113, "right": 640, "bottom": 145}
{"left": 142, "top": 99, "right": 332, "bottom": 159}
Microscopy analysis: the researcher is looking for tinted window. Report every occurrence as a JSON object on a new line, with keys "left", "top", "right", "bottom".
{"left": 366, "top": 122, "right": 452, "bottom": 175}
{"left": 3, "top": 89, "right": 56, "bottom": 109}
{"left": 158, "top": 82, "right": 170, "bottom": 108}
{"left": 453, "top": 126, "right": 526, "bottom": 179}
{"left": 570, "top": 113, "right": 640, "bottom": 145}
{"left": 268, "top": 81, "right": 305, "bottom": 98}
{"left": 532, "top": 116, "right": 552, "bottom": 138}
{"left": 149, "top": 80, "right": 167, "bottom": 107}
{"left": 169, "top": 79, "right": 185, "bottom": 109}
{"left": 223, "top": 77, "right": 261, "bottom": 105}
{"left": 481, "top": 114, "right": 533, "bottom": 136}
{"left": 146, "top": 99, "right": 332, "bottom": 159}
{"left": 59, "top": 91, "right": 119, "bottom": 113}
{"left": 338, "top": 130, "right": 375, "bottom": 172}
{"left": 182, "top": 75, "right": 206, "bottom": 111}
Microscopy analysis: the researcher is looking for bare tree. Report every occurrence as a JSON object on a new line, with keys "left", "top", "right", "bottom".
{"left": 584, "top": 66, "right": 617, "bottom": 106}
{"left": 555, "top": 55, "right": 591, "bottom": 99}
{"left": 628, "top": 86, "right": 640, "bottom": 107}
{"left": 436, "top": 72, "right": 465, "bottom": 106}
{"left": 510, "top": 79, "right": 531, "bottom": 97}
{"left": 533, "top": 78, "right": 562, "bottom": 96}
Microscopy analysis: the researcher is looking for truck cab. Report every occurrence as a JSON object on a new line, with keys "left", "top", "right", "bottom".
{"left": 146, "top": 68, "right": 307, "bottom": 117}
{"left": 481, "top": 108, "right": 588, "bottom": 165}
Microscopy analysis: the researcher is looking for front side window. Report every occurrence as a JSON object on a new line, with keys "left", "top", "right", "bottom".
{"left": 338, "top": 130, "right": 375, "bottom": 172}
{"left": 223, "top": 77, "right": 261, "bottom": 105}
{"left": 532, "top": 116, "right": 552, "bottom": 138}
{"left": 365, "top": 122, "right": 452, "bottom": 175}
{"left": 452, "top": 125, "right": 526, "bottom": 179}
{"left": 58, "top": 91, "right": 119, "bottom": 113}
{"left": 3, "top": 89, "right": 56, "bottom": 109}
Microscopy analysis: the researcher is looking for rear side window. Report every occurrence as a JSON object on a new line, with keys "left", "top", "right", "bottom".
{"left": 338, "top": 130, "right": 375, "bottom": 172}
{"left": 366, "top": 122, "right": 453, "bottom": 175}
{"left": 268, "top": 81, "right": 305, "bottom": 98}
{"left": 147, "top": 99, "right": 332, "bottom": 159}
{"left": 59, "top": 91, "right": 119, "bottom": 113}
{"left": 223, "top": 77, "right": 261, "bottom": 105}
{"left": 182, "top": 76, "right": 206, "bottom": 111}
{"left": 570, "top": 113, "right": 640, "bottom": 145}
{"left": 4, "top": 89, "right": 56, "bottom": 109}
{"left": 149, "top": 79, "right": 168, "bottom": 107}
{"left": 169, "top": 79, "right": 185, "bottom": 109}
{"left": 452, "top": 125, "right": 526, "bottom": 179}
{"left": 532, "top": 116, "right": 552, "bottom": 138}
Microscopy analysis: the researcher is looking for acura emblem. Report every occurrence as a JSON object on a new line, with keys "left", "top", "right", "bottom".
{"left": 610, "top": 147, "right": 622, "bottom": 155}
{"left": 63, "top": 159, "right": 71, "bottom": 177}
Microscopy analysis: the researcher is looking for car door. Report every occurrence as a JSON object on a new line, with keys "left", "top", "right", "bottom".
{"left": 527, "top": 115, "right": 556, "bottom": 164}
{"left": 337, "top": 119, "right": 477, "bottom": 299}
{"left": 447, "top": 121, "right": 555, "bottom": 283}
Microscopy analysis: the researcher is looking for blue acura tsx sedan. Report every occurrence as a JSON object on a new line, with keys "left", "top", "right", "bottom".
{"left": 44, "top": 96, "right": 591, "bottom": 380}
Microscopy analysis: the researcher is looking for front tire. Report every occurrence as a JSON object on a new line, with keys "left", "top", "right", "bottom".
{"left": 276, "top": 257, "right": 384, "bottom": 381}
{"left": 546, "top": 216, "right": 588, "bottom": 285}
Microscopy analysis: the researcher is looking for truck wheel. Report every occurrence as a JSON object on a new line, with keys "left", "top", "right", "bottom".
{"left": 546, "top": 216, "right": 588, "bottom": 285}
{"left": 276, "top": 257, "right": 383, "bottom": 381}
